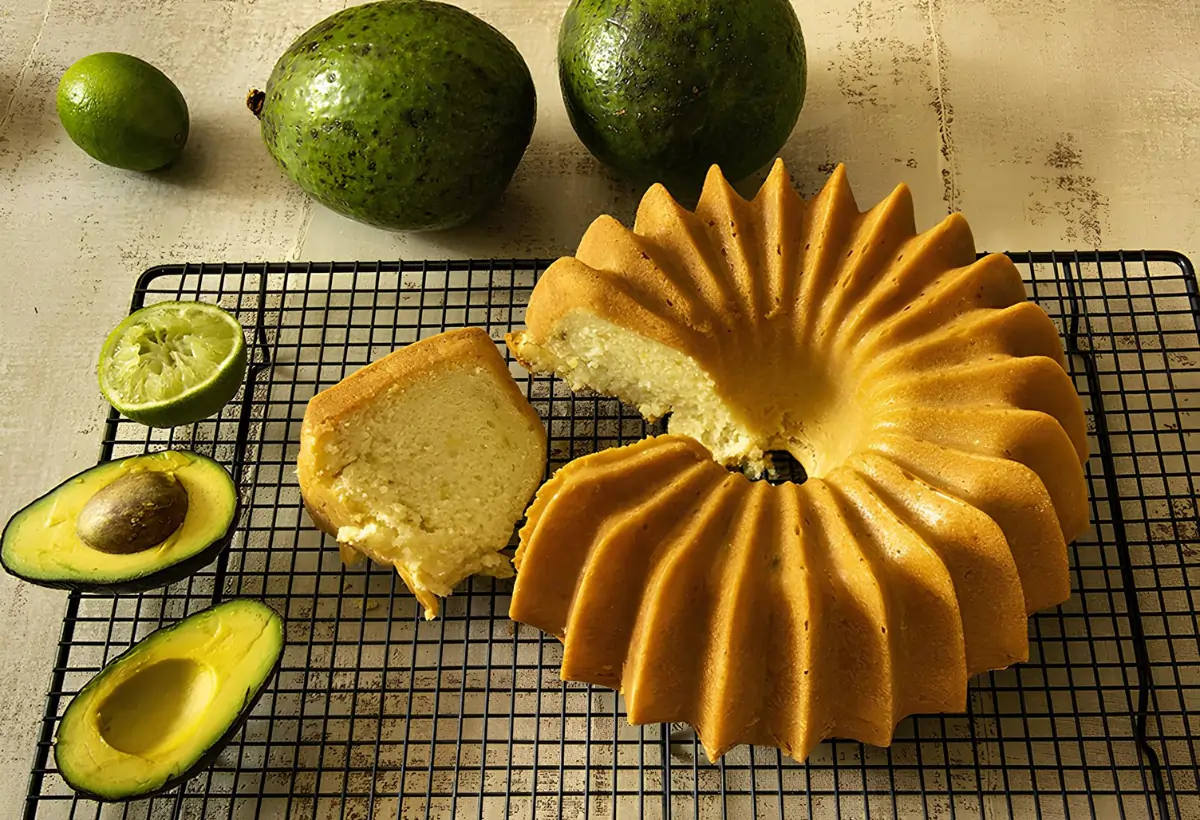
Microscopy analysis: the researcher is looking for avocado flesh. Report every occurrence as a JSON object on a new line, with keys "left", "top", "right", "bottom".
{"left": 1, "top": 451, "right": 238, "bottom": 592}
{"left": 54, "top": 599, "right": 283, "bottom": 801}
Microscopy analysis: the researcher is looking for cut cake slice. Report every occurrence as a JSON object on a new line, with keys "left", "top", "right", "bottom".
{"left": 298, "top": 327, "right": 547, "bottom": 618}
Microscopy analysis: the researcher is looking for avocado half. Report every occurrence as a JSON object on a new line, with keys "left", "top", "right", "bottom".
{"left": 1, "top": 450, "right": 239, "bottom": 593}
{"left": 54, "top": 599, "right": 283, "bottom": 801}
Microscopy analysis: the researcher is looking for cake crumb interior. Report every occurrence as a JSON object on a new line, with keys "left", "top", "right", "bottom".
{"left": 513, "top": 311, "right": 863, "bottom": 479}
{"left": 313, "top": 366, "right": 543, "bottom": 595}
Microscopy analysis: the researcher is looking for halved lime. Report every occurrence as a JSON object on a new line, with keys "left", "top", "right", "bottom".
{"left": 98, "top": 301, "right": 248, "bottom": 428}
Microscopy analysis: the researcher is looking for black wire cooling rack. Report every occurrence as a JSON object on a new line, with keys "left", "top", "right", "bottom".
{"left": 20, "top": 251, "right": 1200, "bottom": 820}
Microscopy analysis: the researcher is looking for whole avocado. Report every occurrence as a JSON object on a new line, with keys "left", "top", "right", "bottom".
{"left": 252, "top": 0, "right": 536, "bottom": 231}
{"left": 559, "top": 0, "right": 806, "bottom": 192}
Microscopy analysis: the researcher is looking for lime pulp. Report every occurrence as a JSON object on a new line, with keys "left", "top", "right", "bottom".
{"left": 98, "top": 301, "right": 248, "bottom": 428}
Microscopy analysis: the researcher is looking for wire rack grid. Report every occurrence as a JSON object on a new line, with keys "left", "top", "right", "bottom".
{"left": 17, "top": 250, "right": 1200, "bottom": 820}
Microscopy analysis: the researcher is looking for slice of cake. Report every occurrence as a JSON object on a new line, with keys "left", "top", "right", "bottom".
{"left": 298, "top": 327, "right": 547, "bottom": 618}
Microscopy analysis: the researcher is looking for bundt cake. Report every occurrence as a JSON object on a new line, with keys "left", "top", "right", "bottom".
{"left": 507, "top": 162, "right": 1089, "bottom": 761}
{"left": 298, "top": 327, "right": 546, "bottom": 619}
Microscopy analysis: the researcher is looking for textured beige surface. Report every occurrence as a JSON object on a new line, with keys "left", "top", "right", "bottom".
{"left": 0, "top": 0, "right": 1197, "bottom": 809}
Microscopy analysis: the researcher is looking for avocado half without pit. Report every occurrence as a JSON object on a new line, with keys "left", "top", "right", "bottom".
{"left": 54, "top": 599, "right": 283, "bottom": 801}
{"left": 1, "top": 450, "right": 239, "bottom": 593}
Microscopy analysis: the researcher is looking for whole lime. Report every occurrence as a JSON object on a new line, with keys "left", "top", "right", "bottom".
{"left": 559, "top": 0, "right": 807, "bottom": 193}
{"left": 57, "top": 53, "right": 190, "bottom": 171}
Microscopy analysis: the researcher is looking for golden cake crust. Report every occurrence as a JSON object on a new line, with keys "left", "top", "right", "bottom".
{"left": 301, "top": 327, "right": 537, "bottom": 439}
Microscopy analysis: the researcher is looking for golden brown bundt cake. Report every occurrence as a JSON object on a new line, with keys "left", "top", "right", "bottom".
{"left": 506, "top": 162, "right": 1089, "bottom": 762}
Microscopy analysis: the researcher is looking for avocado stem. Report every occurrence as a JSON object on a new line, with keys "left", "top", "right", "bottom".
{"left": 246, "top": 89, "right": 266, "bottom": 119}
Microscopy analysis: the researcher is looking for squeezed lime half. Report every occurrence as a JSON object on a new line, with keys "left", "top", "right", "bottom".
{"left": 98, "top": 301, "right": 248, "bottom": 428}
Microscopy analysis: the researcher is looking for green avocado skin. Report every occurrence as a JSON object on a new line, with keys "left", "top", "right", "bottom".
{"left": 559, "top": 0, "right": 806, "bottom": 193}
{"left": 260, "top": 0, "right": 536, "bottom": 231}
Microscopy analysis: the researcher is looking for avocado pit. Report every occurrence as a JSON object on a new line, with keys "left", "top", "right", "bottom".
{"left": 76, "top": 470, "right": 189, "bottom": 554}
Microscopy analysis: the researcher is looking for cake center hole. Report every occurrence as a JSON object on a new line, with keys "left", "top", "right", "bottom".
{"left": 769, "top": 365, "right": 862, "bottom": 481}
{"left": 760, "top": 451, "right": 808, "bottom": 485}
